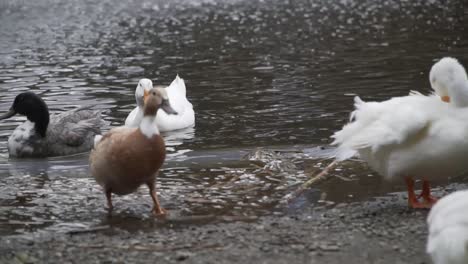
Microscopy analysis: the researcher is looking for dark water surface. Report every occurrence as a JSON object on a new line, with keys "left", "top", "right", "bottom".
{"left": 0, "top": 0, "right": 467, "bottom": 235}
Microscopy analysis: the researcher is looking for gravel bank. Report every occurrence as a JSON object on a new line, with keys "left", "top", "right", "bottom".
{"left": 1, "top": 193, "right": 434, "bottom": 264}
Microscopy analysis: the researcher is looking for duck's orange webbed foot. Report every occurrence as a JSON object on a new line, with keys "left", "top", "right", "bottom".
{"left": 152, "top": 206, "right": 167, "bottom": 217}
{"left": 420, "top": 180, "right": 438, "bottom": 207}
{"left": 408, "top": 195, "right": 433, "bottom": 209}
{"left": 405, "top": 177, "right": 434, "bottom": 209}
{"left": 147, "top": 181, "right": 167, "bottom": 218}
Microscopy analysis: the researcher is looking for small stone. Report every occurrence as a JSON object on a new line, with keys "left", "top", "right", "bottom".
{"left": 175, "top": 251, "right": 192, "bottom": 261}
{"left": 319, "top": 244, "right": 340, "bottom": 252}
{"left": 291, "top": 244, "right": 305, "bottom": 250}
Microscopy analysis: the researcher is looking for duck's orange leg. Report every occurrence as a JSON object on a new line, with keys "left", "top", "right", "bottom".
{"left": 147, "top": 181, "right": 167, "bottom": 217}
{"left": 405, "top": 177, "right": 431, "bottom": 209}
{"left": 420, "top": 180, "right": 438, "bottom": 206}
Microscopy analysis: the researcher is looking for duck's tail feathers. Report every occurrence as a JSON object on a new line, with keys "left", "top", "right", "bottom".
{"left": 349, "top": 96, "right": 365, "bottom": 121}
{"left": 328, "top": 96, "right": 367, "bottom": 161}
{"left": 168, "top": 74, "right": 187, "bottom": 98}
{"left": 165, "top": 74, "right": 193, "bottom": 112}
{"left": 329, "top": 129, "right": 359, "bottom": 160}
{"left": 328, "top": 147, "right": 357, "bottom": 161}
{"left": 408, "top": 90, "right": 426, "bottom": 96}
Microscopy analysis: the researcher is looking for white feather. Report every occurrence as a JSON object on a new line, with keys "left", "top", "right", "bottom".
{"left": 124, "top": 79, "right": 152, "bottom": 127}
{"left": 155, "top": 75, "right": 195, "bottom": 132}
{"left": 427, "top": 190, "right": 468, "bottom": 264}
{"left": 125, "top": 75, "right": 195, "bottom": 132}
{"left": 8, "top": 121, "right": 35, "bottom": 157}
{"left": 430, "top": 57, "right": 468, "bottom": 106}
{"left": 93, "top": 135, "right": 103, "bottom": 147}
{"left": 332, "top": 93, "right": 468, "bottom": 181}
{"left": 139, "top": 116, "right": 159, "bottom": 138}
{"left": 124, "top": 107, "right": 143, "bottom": 127}
{"left": 331, "top": 57, "right": 468, "bottom": 182}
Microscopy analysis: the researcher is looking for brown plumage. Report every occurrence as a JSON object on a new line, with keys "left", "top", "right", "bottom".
{"left": 90, "top": 87, "right": 177, "bottom": 216}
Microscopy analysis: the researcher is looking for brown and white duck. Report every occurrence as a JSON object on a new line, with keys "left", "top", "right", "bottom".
{"left": 90, "top": 87, "right": 177, "bottom": 216}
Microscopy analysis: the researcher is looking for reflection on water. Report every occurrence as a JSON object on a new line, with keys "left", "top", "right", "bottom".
{"left": 0, "top": 0, "right": 467, "bottom": 235}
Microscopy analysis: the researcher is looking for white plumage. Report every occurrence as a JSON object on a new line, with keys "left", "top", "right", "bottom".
{"left": 427, "top": 190, "right": 468, "bottom": 264}
{"left": 332, "top": 93, "right": 468, "bottom": 181}
{"left": 430, "top": 57, "right": 468, "bottom": 106}
{"left": 125, "top": 75, "right": 195, "bottom": 132}
{"left": 331, "top": 57, "right": 468, "bottom": 208}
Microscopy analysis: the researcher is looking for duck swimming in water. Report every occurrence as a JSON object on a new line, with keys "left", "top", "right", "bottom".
{"left": 125, "top": 75, "right": 195, "bottom": 132}
{"left": 90, "top": 87, "right": 177, "bottom": 216}
{"left": 0, "top": 92, "right": 105, "bottom": 158}
{"left": 331, "top": 57, "right": 468, "bottom": 209}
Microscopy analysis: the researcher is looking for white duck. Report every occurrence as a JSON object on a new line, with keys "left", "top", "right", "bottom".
{"left": 430, "top": 57, "right": 468, "bottom": 106}
{"left": 125, "top": 75, "right": 195, "bottom": 132}
{"left": 427, "top": 190, "right": 468, "bottom": 264}
{"left": 331, "top": 57, "right": 468, "bottom": 208}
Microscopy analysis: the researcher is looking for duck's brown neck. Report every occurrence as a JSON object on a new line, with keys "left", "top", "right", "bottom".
{"left": 144, "top": 104, "right": 158, "bottom": 116}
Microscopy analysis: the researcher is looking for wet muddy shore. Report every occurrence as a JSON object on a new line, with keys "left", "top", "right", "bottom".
{"left": 1, "top": 0, "right": 468, "bottom": 262}
{"left": 3, "top": 185, "right": 465, "bottom": 264}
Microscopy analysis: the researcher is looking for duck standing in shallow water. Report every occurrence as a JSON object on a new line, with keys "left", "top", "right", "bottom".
{"left": 90, "top": 87, "right": 177, "bottom": 216}
{"left": 331, "top": 57, "right": 468, "bottom": 209}
{"left": 0, "top": 92, "right": 104, "bottom": 158}
{"left": 125, "top": 75, "right": 195, "bottom": 132}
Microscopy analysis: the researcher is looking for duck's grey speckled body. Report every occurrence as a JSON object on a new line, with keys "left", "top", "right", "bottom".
{"left": 1, "top": 92, "right": 105, "bottom": 158}
{"left": 8, "top": 108, "right": 103, "bottom": 158}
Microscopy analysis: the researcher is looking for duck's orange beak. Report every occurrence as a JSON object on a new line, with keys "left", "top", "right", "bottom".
{"left": 143, "top": 89, "right": 150, "bottom": 104}
{"left": 441, "top": 96, "right": 450, "bottom": 103}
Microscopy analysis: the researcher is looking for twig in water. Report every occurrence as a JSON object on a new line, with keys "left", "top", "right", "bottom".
{"left": 210, "top": 174, "right": 241, "bottom": 189}
{"left": 67, "top": 225, "right": 110, "bottom": 235}
{"left": 76, "top": 243, "right": 223, "bottom": 252}
{"left": 282, "top": 160, "right": 339, "bottom": 203}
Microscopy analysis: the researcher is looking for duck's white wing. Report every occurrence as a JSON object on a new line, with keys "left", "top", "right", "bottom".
{"left": 331, "top": 95, "right": 431, "bottom": 160}
{"left": 427, "top": 190, "right": 468, "bottom": 264}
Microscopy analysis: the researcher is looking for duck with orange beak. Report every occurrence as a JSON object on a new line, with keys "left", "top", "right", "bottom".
{"left": 430, "top": 57, "right": 468, "bottom": 106}
{"left": 125, "top": 76, "right": 195, "bottom": 132}
{"left": 90, "top": 87, "right": 177, "bottom": 216}
{"left": 331, "top": 57, "right": 468, "bottom": 209}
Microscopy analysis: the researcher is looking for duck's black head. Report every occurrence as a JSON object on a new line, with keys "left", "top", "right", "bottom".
{"left": 0, "top": 92, "right": 50, "bottom": 137}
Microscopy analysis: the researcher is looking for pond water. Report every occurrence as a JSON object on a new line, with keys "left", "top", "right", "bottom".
{"left": 0, "top": 0, "right": 467, "bottom": 235}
